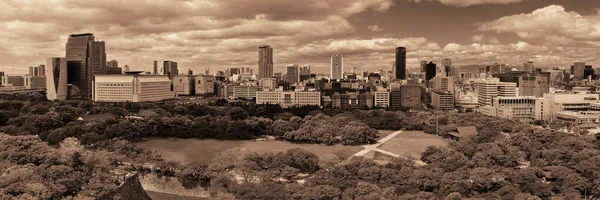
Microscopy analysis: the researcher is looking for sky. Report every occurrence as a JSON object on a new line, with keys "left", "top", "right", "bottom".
{"left": 1, "top": 0, "right": 600, "bottom": 75}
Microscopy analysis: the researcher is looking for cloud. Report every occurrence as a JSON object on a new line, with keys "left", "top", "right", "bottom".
{"left": 477, "top": 5, "right": 600, "bottom": 46}
{"left": 471, "top": 34, "right": 484, "bottom": 42}
{"left": 409, "top": 0, "right": 527, "bottom": 7}
{"left": 368, "top": 25, "right": 382, "bottom": 32}
{"left": 488, "top": 37, "right": 500, "bottom": 44}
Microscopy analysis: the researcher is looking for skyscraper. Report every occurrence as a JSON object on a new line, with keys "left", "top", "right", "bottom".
{"left": 573, "top": 62, "right": 586, "bottom": 79}
{"left": 163, "top": 61, "right": 178, "bottom": 80}
{"left": 395, "top": 47, "right": 406, "bottom": 79}
{"left": 420, "top": 61, "right": 427, "bottom": 73}
{"left": 153, "top": 60, "right": 158, "bottom": 75}
{"left": 46, "top": 57, "right": 68, "bottom": 101}
{"left": 66, "top": 33, "right": 101, "bottom": 99}
{"left": 331, "top": 54, "right": 343, "bottom": 80}
{"left": 258, "top": 45, "right": 273, "bottom": 79}
{"left": 425, "top": 62, "right": 437, "bottom": 82}
{"left": 523, "top": 61, "right": 534, "bottom": 73}
{"left": 299, "top": 65, "right": 311, "bottom": 82}
{"left": 286, "top": 64, "right": 299, "bottom": 84}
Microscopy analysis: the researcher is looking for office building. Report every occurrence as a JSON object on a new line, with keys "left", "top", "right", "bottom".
{"left": 46, "top": 58, "right": 68, "bottom": 100}
{"left": 107, "top": 60, "right": 118, "bottom": 69}
{"left": 480, "top": 96, "right": 547, "bottom": 122}
{"left": 259, "top": 78, "right": 278, "bottom": 90}
{"left": 400, "top": 85, "right": 422, "bottom": 109}
{"left": 425, "top": 62, "right": 437, "bottom": 82}
{"left": 258, "top": 45, "right": 274, "bottom": 79}
{"left": 431, "top": 90, "right": 454, "bottom": 110}
{"left": 584, "top": 65, "right": 595, "bottom": 79}
{"left": 2, "top": 75, "right": 26, "bottom": 86}
{"left": 196, "top": 75, "right": 215, "bottom": 95}
{"left": 299, "top": 65, "right": 311, "bottom": 82}
{"left": 256, "top": 91, "right": 321, "bottom": 108}
{"left": 395, "top": 47, "right": 406, "bottom": 79}
{"left": 331, "top": 54, "right": 343, "bottom": 80}
{"left": 441, "top": 58, "right": 451, "bottom": 77}
{"left": 233, "top": 86, "right": 259, "bottom": 99}
{"left": 519, "top": 74, "right": 550, "bottom": 97}
{"left": 163, "top": 61, "right": 178, "bottom": 80}
{"left": 390, "top": 87, "right": 402, "bottom": 109}
{"left": 523, "top": 61, "right": 534, "bottom": 73}
{"left": 477, "top": 78, "right": 517, "bottom": 106}
{"left": 28, "top": 76, "right": 46, "bottom": 89}
{"left": 420, "top": 61, "right": 427, "bottom": 73}
{"left": 374, "top": 92, "right": 390, "bottom": 108}
{"left": 0, "top": 72, "right": 4, "bottom": 86}
{"left": 451, "top": 66, "right": 461, "bottom": 80}
{"left": 173, "top": 75, "right": 195, "bottom": 95}
{"left": 331, "top": 92, "right": 373, "bottom": 109}
{"left": 93, "top": 74, "right": 173, "bottom": 102}
{"left": 286, "top": 64, "right": 299, "bottom": 84}
{"left": 65, "top": 33, "right": 105, "bottom": 99}
{"left": 430, "top": 76, "right": 455, "bottom": 93}
{"left": 573, "top": 62, "right": 586, "bottom": 79}
{"left": 153, "top": 61, "right": 158, "bottom": 75}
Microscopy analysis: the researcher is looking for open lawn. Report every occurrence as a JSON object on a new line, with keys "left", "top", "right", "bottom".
{"left": 135, "top": 138, "right": 363, "bottom": 164}
{"left": 378, "top": 131, "right": 449, "bottom": 159}
{"left": 377, "top": 130, "right": 396, "bottom": 138}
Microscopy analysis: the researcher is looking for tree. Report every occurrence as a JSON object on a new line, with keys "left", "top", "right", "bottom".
{"left": 229, "top": 107, "right": 248, "bottom": 121}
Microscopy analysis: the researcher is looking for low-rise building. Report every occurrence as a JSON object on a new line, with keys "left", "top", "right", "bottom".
{"left": 256, "top": 91, "right": 321, "bottom": 108}
{"left": 196, "top": 75, "right": 215, "bottom": 95}
{"left": 374, "top": 92, "right": 390, "bottom": 108}
{"left": 93, "top": 74, "right": 173, "bottom": 102}
{"left": 331, "top": 92, "right": 373, "bottom": 109}
{"left": 233, "top": 86, "right": 259, "bottom": 99}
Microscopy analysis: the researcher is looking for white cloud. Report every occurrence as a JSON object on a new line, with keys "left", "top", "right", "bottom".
{"left": 409, "top": 0, "right": 527, "bottom": 7}
{"left": 488, "top": 37, "right": 500, "bottom": 44}
{"left": 368, "top": 25, "right": 382, "bottom": 32}
{"left": 477, "top": 5, "right": 600, "bottom": 45}
{"left": 471, "top": 34, "right": 484, "bottom": 42}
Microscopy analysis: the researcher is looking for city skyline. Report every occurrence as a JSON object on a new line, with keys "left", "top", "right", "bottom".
{"left": 1, "top": 0, "right": 600, "bottom": 75}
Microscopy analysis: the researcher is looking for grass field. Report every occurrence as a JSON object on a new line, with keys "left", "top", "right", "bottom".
{"left": 145, "top": 191, "right": 206, "bottom": 200}
{"left": 377, "top": 130, "right": 396, "bottom": 138}
{"left": 378, "top": 131, "right": 449, "bottom": 159}
{"left": 135, "top": 138, "right": 363, "bottom": 164}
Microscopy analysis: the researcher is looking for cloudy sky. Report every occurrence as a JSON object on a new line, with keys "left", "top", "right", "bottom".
{"left": 1, "top": 0, "right": 600, "bottom": 75}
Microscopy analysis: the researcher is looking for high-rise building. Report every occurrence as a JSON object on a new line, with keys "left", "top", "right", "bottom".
{"left": 196, "top": 75, "right": 215, "bottom": 95}
{"left": 230, "top": 68, "right": 240, "bottom": 76}
{"left": 523, "top": 61, "right": 534, "bottom": 73}
{"left": 441, "top": 58, "right": 451, "bottom": 76}
{"left": 400, "top": 85, "right": 422, "bottom": 109}
{"left": 425, "top": 62, "right": 437, "bottom": 82}
{"left": 584, "top": 65, "right": 595, "bottom": 80}
{"left": 420, "top": 61, "right": 427, "bottom": 73}
{"left": 395, "top": 47, "right": 406, "bottom": 79}
{"left": 573, "top": 62, "right": 586, "bottom": 79}
{"left": 153, "top": 60, "right": 158, "bottom": 75}
{"left": 46, "top": 58, "right": 68, "bottom": 101}
{"left": 173, "top": 75, "right": 195, "bottom": 95}
{"left": 163, "top": 61, "right": 178, "bottom": 80}
{"left": 0, "top": 72, "right": 4, "bottom": 86}
{"left": 299, "top": 65, "right": 311, "bottom": 82}
{"left": 258, "top": 45, "right": 274, "bottom": 79}
{"left": 286, "top": 64, "right": 299, "bottom": 84}
{"left": 519, "top": 73, "right": 550, "bottom": 97}
{"left": 430, "top": 76, "right": 455, "bottom": 93}
{"left": 29, "top": 67, "right": 34, "bottom": 77}
{"left": 477, "top": 78, "right": 517, "bottom": 106}
{"left": 331, "top": 54, "right": 343, "bottom": 80}
{"left": 66, "top": 33, "right": 105, "bottom": 99}
{"left": 107, "top": 60, "right": 118, "bottom": 69}
{"left": 431, "top": 90, "right": 454, "bottom": 110}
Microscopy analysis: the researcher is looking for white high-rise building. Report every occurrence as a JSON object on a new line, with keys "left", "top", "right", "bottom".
{"left": 46, "top": 57, "right": 68, "bottom": 101}
{"left": 331, "top": 54, "right": 343, "bottom": 80}
{"left": 477, "top": 78, "right": 517, "bottom": 107}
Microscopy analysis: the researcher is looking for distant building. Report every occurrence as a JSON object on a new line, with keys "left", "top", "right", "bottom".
{"left": 420, "top": 61, "right": 427, "bottom": 73}
{"left": 523, "top": 61, "right": 534, "bottom": 73}
{"left": 93, "top": 74, "right": 173, "bottom": 102}
{"left": 400, "top": 85, "right": 422, "bottom": 109}
{"left": 519, "top": 74, "right": 549, "bottom": 97}
{"left": 480, "top": 96, "right": 547, "bottom": 122}
{"left": 233, "top": 86, "right": 259, "bottom": 99}
{"left": 196, "top": 75, "right": 215, "bottom": 95}
{"left": 163, "top": 61, "right": 178, "bottom": 80}
{"left": 2, "top": 75, "right": 26, "bottom": 86}
{"left": 256, "top": 91, "right": 321, "bottom": 108}
{"left": 107, "top": 60, "right": 118, "bottom": 69}
{"left": 441, "top": 58, "right": 451, "bottom": 77}
{"left": 46, "top": 57, "right": 68, "bottom": 100}
{"left": 331, "top": 92, "right": 373, "bottom": 109}
{"left": 374, "top": 92, "right": 390, "bottom": 108}
{"left": 395, "top": 47, "right": 406, "bottom": 79}
{"left": 425, "top": 62, "right": 437, "bottom": 83}
{"left": 390, "top": 87, "right": 402, "bottom": 109}
{"left": 286, "top": 64, "right": 299, "bottom": 84}
{"left": 573, "top": 62, "right": 586, "bottom": 79}
{"left": 430, "top": 76, "right": 454, "bottom": 93}
{"left": 258, "top": 45, "right": 274, "bottom": 79}
{"left": 259, "top": 78, "right": 277, "bottom": 90}
{"left": 431, "top": 90, "right": 454, "bottom": 110}
{"left": 173, "top": 75, "right": 195, "bottom": 95}
{"left": 477, "top": 78, "right": 517, "bottom": 106}
{"left": 299, "top": 65, "right": 311, "bottom": 82}
{"left": 331, "top": 54, "right": 343, "bottom": 80}
{"left": 66, "top": 33, "right": 105, "bottom": 99}
{"left": 28, "top": 76, "right": 46, "bottom": 89}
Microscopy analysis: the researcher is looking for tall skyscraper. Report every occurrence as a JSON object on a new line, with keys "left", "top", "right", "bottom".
{"left": 66, "top": 33, "right": 103, "bottom": 99}
{"left": 584, "top": 65, "right": 595, "bottom": 79}
{"left": 153, "top": 60, "right": 158, "bottom": 75}
{"left": 46, "top": 57, "right": 68, "bottom": 101}
{"left": 573, "top": 62, "right": 586, "bottom": 79}
{"left": 395, "top": 47, "right": 406, "bottom": 79}
{"left": 163, "top": 61, "right": 178, "bottom": 80}
{"left": 286, "top": 64, "right": 299, "bottom": 84}
{"left": 258, "top": 45, "right": 274, "bottom": 79}
{"left": 331, "top": 54, "right": 343, "bottom": 80}
{"left": 523, "top": 61, "right": 534, "bottom": 73}
{"left": 425, "top": 62, "right": 437, "bottom": 82}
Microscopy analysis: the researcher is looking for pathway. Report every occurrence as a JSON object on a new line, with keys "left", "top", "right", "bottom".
{"left": 351, "top": 130, "right": 426, "bottom": 166}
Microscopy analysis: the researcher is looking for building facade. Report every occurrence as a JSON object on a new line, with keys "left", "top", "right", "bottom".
{"left": 258, "top": 45, "right": 274, "bottom": 79}
{"left": 46, "top": 57, "right": 68, "bottom": 100}
{"left": 431, "top": 90, "right": 454, "bottom": 110}
{"left": 374, "top": 92, "right": 390, "bottom": 108}
{"left": 395, "top": 47, "right": 406, "bottom": 79}
{"left": 256, "top": 91, "right": 321, "bottom": 108}
{"left": 477, "top": 78, "right": 517, "bottom": 106}
{"left": 173, "top": 75, "right": 195, "bottom": 95}
{"left": 93, "top": 74, "right": 173, "bottom": 102}
{"left": 286, "top": 64, "right": 299, "bottom": 84}
{"left": 66, "top": 33, "right": 100, "bottom": 99}
{"left": 331, "top": 54, "right": 343, "bottom": 80}
{"left": 233, "top": 86, "right": 259, "bottom": 99}
{"left": 163, "top": 61, "right": 178, "bottom": 80}
{"left": 196, "top": 75, "right": 215, "bottom": 95}
{"left": 430, "top": 76, "right": 455, "bottom": 93}
{"left": 400, "top": 85, "right": 422, "bottom": 109}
